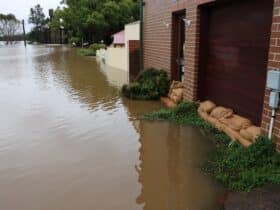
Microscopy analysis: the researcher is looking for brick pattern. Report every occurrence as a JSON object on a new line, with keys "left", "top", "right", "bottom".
{"left": 143, "top": 0, "right": 200, "bottom": 101}
{"left": 129, "top": 40, "right": 140, "bottom": 81}
{"left": 262, "top": 0, "right": 280, "bottom": 151}
{"left": 143, "top": 0, "right": 280, "bottom": 150}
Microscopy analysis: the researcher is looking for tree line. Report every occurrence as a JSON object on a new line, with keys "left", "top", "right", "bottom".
{"left": 28, "top": 0, "right": 140, "bottom": 45}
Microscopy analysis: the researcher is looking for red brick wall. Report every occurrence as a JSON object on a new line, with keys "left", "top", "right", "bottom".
{"left": 261, "top": 0, "right": 280, "bottom": 151}
{"left": 129, "top": 40, "right": 140, "bottom": 81}
{"left": 143, "top": 0, "right": 280, "bottom": 149}
{"left": 143, "top": 0, "right": 201, "bottom": 101}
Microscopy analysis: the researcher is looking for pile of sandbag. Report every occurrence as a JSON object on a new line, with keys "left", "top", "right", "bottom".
{"left": 161, "top": 81, "right": 184, "bottom": 108}
{"left": 198, "top": 100, "right": 262, "bottom": 147}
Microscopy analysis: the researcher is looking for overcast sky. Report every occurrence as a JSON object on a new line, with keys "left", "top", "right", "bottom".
{"left": 0, "top": 0, "right": 61, "bottom": 31}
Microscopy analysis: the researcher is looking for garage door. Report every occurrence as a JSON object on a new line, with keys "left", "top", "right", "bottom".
{"left": 198, "top": 0, "right": 273, "bottom": 125}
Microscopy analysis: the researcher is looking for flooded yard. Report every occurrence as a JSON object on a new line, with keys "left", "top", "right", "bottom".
{"left": 0, "top": 43, "right": 225, "bottom": 210}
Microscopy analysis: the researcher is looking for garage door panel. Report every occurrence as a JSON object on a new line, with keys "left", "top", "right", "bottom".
{"left": 199, "top": 0, "right": 273, "bottom": 125}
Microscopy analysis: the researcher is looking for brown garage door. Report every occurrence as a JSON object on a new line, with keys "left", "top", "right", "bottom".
{"left": 198, "top": 0, "right": 273, "bottom": 125}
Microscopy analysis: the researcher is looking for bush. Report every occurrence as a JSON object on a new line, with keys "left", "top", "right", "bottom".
{"left": 122, "top": 68, "right": 170, "bottom": 100}
{"left": 90, "top": 43, "right": 106, "bottom": 51}
{"left": 203, "top": 137, "right": 280, "bottom": 192}
{"left": 142, "top": 101, "right": 231, "bottom": 146}
{"left": 69, "top": 36, "right": 81, "bottom": 46}
{"left": 143, "top": 101, "right": 280, "bottom": 192}
{"left": 77, "top": 48, "right": 96, "bottom": 56}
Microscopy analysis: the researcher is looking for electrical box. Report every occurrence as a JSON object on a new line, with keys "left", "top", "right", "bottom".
{"left": 267, "top": 70, "right": 280, "bottom": 90}
{"left": 269, "top": 91, "right": 279, "bottom": 109}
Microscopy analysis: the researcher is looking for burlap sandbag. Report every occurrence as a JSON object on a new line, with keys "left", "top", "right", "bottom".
{"left": 172, "top": 88, "right": 184, "bottom": 98}
{"left": 170, "top": 92, "right": 181, "bottom": 104}
{"left": 223, "top": 126, "right": 252, "bottom": 147}
{"left": 199, "top": 100, "right": 216, "bottom": 114}
{"left": 198, "top": 108, "right": 209, "bottom": 121}
{"left": 207, "top": 116, "right": 225, "bottom": 131}
{"left": 240, "top": 126, "right": 261, "bottom": 142}
{"left": 221, "top": 115, "right": 252, "bottom": 131}
{"left": 210, "top": 106, "right": 233, "bottom": 119}
{"left": 170, "top": 81, "right": 184, "bottom": 89}
{"left": 161, "top": 97, "right": 176, "bottom": 108}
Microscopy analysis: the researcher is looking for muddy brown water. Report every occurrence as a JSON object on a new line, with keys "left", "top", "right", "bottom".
{"left": 0, "top": 43, "right": 225, "bottom": 210}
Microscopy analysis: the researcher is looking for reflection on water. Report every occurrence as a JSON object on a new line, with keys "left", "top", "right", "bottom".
{"left": 0, "top": 43, "right": 225, "bottom": 210}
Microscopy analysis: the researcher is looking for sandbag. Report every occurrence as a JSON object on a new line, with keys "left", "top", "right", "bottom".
{"left": 240, "top": 126, "right": 261, "bottom": 142}
{"left": 221, "top": 115, "right": 252, "bottom": 131}
{"left": 170, "top": 81, "right": 184, "bottom": 89}
{"left": 223, "top": 126, "right": 252, "bottom": 148}
{"left": 172, "top": 88, "right": 184, "bottom": 98}
{"left": 198, "top": 108, "right": 209, "bottom": 121}
{"left": 170, "top": 92, "right": 181, "bottom": 104}
{"left": 161, "top": 97, "right": 176, "bottom": 108}
{"left": 199, "top": 100, "right": 216, "bottom": 114}
{"left": 210, "top": 106, "right": 233, "bottom": 119}
{"left": 207, "top": 116, "right": 225, "bottom": 131}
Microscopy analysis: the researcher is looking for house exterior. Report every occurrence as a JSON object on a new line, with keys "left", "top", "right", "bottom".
{"left": 143, "top": 0, "right": 280, "bottom": 150}
{"left": 96, "top": 21, "right": 140, "bottom": 80}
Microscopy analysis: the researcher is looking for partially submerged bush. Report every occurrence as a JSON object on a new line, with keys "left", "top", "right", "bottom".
{"left": 203, "top": 137, "right": 280, "bottom": 192}
{"left": 122, "top": 68, "right": 170, "bottom": 100}
{"left": 90, "top": 43, "right": 106, "bottom": 51}
{"left": 142, "top": 101, "right": 231, "bottom": 146}
{"left": 77, "top": 48, "right": 96, "bottom": 56}
{"left": 143, "top": 101, "right": 280, "bottom": 192}
{"left": 70, "top": 36, "right": 81, "bottom": 46}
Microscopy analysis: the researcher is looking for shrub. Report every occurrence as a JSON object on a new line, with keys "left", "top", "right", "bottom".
{"left": 69, "top": 36, "right": 81, "bottom": 46}
{"left": 143, "top": 101, "right": 280, "bottom": 192}
{"left": 90, "top": 43, "right": 106, "bottom": 51}
{"left": 77, "top": 48, "right": 96, "bottom": 56}
{"left": 122, "top": 68, "right": 170, "bottom": 100}
{"left": 203, "top": 137, "right": 280, "bottom": 192}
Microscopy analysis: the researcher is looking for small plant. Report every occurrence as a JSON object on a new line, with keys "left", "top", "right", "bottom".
{"left": 122, "top": 68, "right": 170, "bottom": 100}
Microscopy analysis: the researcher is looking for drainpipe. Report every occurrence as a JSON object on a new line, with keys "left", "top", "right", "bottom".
{"left": 139, "top": 0, "right": 144, "bottom": 72}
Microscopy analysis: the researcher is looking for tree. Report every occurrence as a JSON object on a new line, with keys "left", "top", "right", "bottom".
{"left": 58, "top": 0, "right": 140, "bottom": 44}
{"left": 28, "top": 4, "right": 46, "bottom": 30}
{"left": 0, "top": 13, "right": 21, "bottom": 44}
{"left": 28, "top": 4, "right": 47, "bottom": 43}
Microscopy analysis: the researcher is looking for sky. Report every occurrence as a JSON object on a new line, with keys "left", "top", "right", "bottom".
{"left": 0, "top": 0, "right": 61, "bottom": 31}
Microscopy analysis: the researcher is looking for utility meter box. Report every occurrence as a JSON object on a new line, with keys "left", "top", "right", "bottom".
{"left": 269, "top": 91, "right": 279, "bottom": 108}
{"left": 267, "top": 70, "right": 280, "bottom": 90}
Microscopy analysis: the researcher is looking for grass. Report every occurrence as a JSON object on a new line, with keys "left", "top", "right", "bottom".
{"left": 142, "top": 101, "right": 280, "bottom": 192}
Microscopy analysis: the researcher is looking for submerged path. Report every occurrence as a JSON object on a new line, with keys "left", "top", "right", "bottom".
{"left": 0, "top": 43, "right": 225, "bottom": 210}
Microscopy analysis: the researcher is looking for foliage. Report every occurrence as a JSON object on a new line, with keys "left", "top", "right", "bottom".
{"left": 122, "top": 68, "right": 170, "bottom": 100}
{"left": 77, "top": 48, "right": 96, "bottom": 56}
{"left": 59, "top": 0, "right": 140, "bottom": 43}
{"left": 203, "top": 137, "right": 280, "bottom": 192}
{"left": 28, "top": 4, "right": 46, "bottom": 30}
{"left": 28, "top": 4, "right": 47, "bottom": 43}
{"left": 49, "top": 7, "right": 64, "bottom": 31}
{"left": 70, "top": 36, "right": 82, "bottom": 46}
{"left": 0, "top": 13, "right": 21, "bottom": 44}
{"left": 142, "top": 101, "right": 231, "bottom": 146}
{"left": 77, "top": 43, "right": 106, "bottom": 56}
{"left": 143, "top": 102, "right": 280, "bottom": 192}
{"left": 90, "top": 43, "right": 106, "bottom": 51}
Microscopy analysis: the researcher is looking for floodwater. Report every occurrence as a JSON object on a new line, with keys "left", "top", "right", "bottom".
{"left": 0, "top": 43, "right": 225, "bottom": 210}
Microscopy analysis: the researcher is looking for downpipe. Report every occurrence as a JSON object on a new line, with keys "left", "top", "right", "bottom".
{"left": 269, "top": 109, "right": 276, "bottom": 139}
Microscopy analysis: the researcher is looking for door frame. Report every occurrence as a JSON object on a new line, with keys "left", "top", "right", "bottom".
{"left": 171, "top": 9, "right": 186, "bottom": 81}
